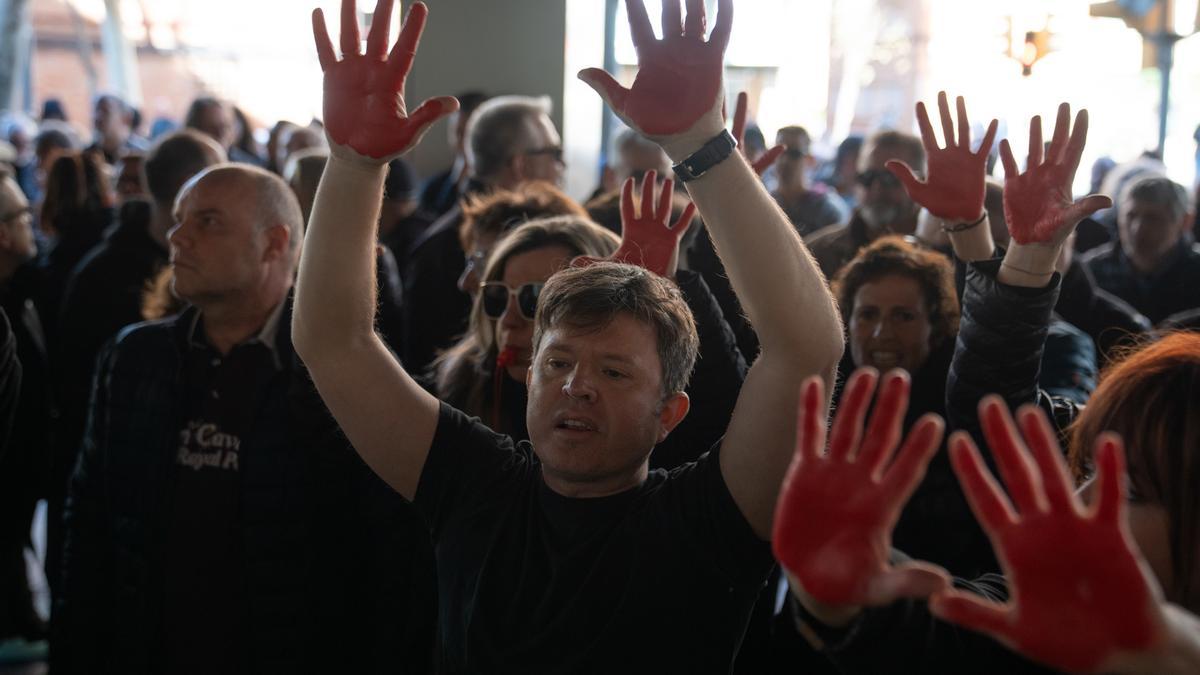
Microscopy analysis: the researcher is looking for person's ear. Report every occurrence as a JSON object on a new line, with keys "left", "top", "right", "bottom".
{"left": 509, "top": 153, "right": 529, "bottom": 182}
{"left": 656, "top": 392, "right": 691, "bottom": 443}
{"left": 262, "top": 223, "right": 291, "bottom": 263}
{"left": 1178, "top": 210, "right": 1195, "bottom": 241}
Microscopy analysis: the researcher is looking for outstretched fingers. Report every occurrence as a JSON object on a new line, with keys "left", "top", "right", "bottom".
{"left": 867, "top": 561, "right": 951, "bottom": 605}
{"left": 365, "top": 0, "right": 395, "bottom": 59}
{"left": 661, "top": 0, "right": 682, "bottom": 39}
{"left": 578, "top": 68, "right": 629, "bottom": 115}
{"left": 710, "top": 0, "right": 733, "bottom": 50}
{"left": 620, "top": 176, "right": 637, "bottom": 226}
{"left": 1047, "top": 102, "right": 1070, "bottom": 164}
{"left": 915, "top": 101, "right": 939, "bottom": 155}
{"left": 340, "top": 0, "right": 361, "bottom": 58}
{"left": 404, "top": 96, "right": 459, "bottom": 145}
{"left": 387, "top": 1, "right": 428, "bottom": 88}
{"left": 626, "top": 0, "right": 656, "bottom": 48}
{"left": 980, "top": 397, "right": 1046, "bottom": 515}
{"left": 1064, "top": 108, "right": 1090, "bottom": 176}
{"left": 672, "top": 201, "right": 697, "bottom": 234}
{"left": 948, "top": 431, "right": 1018, "bottom": 533}
{"left": 640, "top": 169, "right": 657, "bottom": 221}
{"left": 976, "top": 118, "right": 999, "bottom": 158}
{"left": 798, "top": 376, "right": 827, "bottom": 463}
{"left": 853, "top": 370, "right": 910, "bottom": 467}
{"left": 312, "top": 9, "right": 336, "bottom": 70}
{"left": 1015, "top": 406, "right": 1075, "bottom": 514}
{"left": 683, "top": 0, "right": 706, "bottom": 38}
{"left": 937, "top": 91, "right": 956, "bottom": 149}
{"left": 885, "top": 159, "right": 925, "bottom": 199}
{"left": 655, "top": 174, "right": 675, "bottom": 223}
{"left": 881, "top": 413, "right": 944, "bottom": 496}
{"left": 955, "top": 95, "right": 971, "bottom": 148}
{"left": 998, "top": 139, "right": 1019, "bottom": 179}
{"left": 827, "top": 368, "right": 879, "bottom": 465}
{"left": 752, "top": 145, "right": 784, "bottom": 176}
{"left": 930, "top": 590, "right": 1013, "bottom": 641}
{"left": 1092, "top": 433, "right": 1128, "bottom": 525}
{"left": 1027, "top": 115, "right": 1043, "bottom": 168}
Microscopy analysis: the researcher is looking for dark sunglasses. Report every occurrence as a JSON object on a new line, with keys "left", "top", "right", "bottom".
{"left": 782, "top": 148, "right": 807, "bottom": 159}
{"left": 856, "top": 168, "right": 903, "bottom": 189}
{"left": 524, "top": 146, "right": 565, "bottom": 163}
{"left": 480, "top": 281, "right": 544, "bottom": 321}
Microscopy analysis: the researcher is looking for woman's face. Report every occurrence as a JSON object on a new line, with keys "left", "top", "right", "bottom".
{"left": 493, "top": 244, "right": 575, "bottom": 382}
{"left": 849, "top": 274, "right": 934, "bottom": 374}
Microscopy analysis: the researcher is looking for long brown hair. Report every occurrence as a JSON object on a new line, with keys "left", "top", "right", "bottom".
{"left": 1070, "top": 331, "right": 1200, "bottom": 611}
{"left": 40, "top": 150, "right": 112, "bottom": 238}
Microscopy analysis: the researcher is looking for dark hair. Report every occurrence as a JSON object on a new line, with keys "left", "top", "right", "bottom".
{"left": 831, "top": 236, "right": 959, "bottom": 350}
{"left": 384, "top": 158, "right": 419, "bottom": 202}
{"left": 34, "top": 125, "right": 76, "bottom": 160}
{"left": 1119, "top": 175, "right": 1192, "bottom": 223}
{"left": 184, "top": 97, "right": 224, "bottom": 130}
{"left": 40, "top": 151, "right": 111, "bottom": 237}
{"left": 863, "top": 130, "right": 925, "bottom": 174}
{"left": 533, "top": 262, "right": 699, "bottom": 397}
{"left": 1069, "top": 332, "right": 1200, "bottom": 612}
{"left": 835, "top": 135, "right": 864, "bottom": 168}
{"left": 458, "top": 181, "right": 586, "bottom": 251}
{"left": 144, "top": 129, "right": 226, "bottom": 205}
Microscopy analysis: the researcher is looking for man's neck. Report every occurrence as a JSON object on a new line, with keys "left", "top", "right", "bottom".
{"left": 198, "top": 286, "right": 289, "bottom": 355}
{"left": 775, "top": 180, "right": 809, "bottom": 201}
{"left": 539, "top": 462, "right": 649, "bottom": 499}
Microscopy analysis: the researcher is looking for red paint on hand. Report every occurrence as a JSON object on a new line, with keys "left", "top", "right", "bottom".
{"left": 932, "top": 400, "right": 1164, "bottom": 673}
{"left": 577, "top": 0, "right": 731, "bottom": 138}
{"left": 887, "top": 91, "right": 997, "bottom": 223}
{"left": 772, "top": 369, "right": 948, "bottom": 607}
{"left": 998, "top": 104, "right": 1111, "bottom": 246}
{"left": 312, "top": 0, "right": 458, "bottom": 162}
{"left": 574, "top": 170, "right": 696, "bottom": 278}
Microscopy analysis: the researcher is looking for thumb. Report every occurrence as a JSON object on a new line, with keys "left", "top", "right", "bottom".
{"left": 865, "top": 561, "right": 951, "bottom": 606}
{"left": 403, "top": 96, "right": 460, "bottom": 151}
{"left": 929, "top": 589, "right": 1013, "bottom": 639}
{"left": 578, "top": 68, "right": 628, "bottom": 115}
{"left": 752, "top": 145, "right": 785, "bottom": 176}
{"left": 1063, "top": 194, "right": 1113, "bottom": 225}
{"left": 885, "top": 159, "right": 924, "bottom": 197}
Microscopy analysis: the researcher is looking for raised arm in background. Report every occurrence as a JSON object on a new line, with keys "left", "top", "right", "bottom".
{"left": 292, "top": 0, "right": 458, "bottom": 499}
{"left": 578, "top": 0, "right": 844, "bottom": 538}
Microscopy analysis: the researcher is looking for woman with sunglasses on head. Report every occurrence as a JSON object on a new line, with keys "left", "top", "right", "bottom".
{"left": 435, "top": 171, "right": 749, "bottom": 471}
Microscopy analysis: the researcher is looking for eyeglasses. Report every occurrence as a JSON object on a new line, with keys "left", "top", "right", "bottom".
{"left": 523, "top": 146, "right": 565, "bottom": 164}
{"left": 856, "top": 168, "right": 903, "bottom": 190}
{"left": 480, "top": 281, "right": 544, "bottom": 321}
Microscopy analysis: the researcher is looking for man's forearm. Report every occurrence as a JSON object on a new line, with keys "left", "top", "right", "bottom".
{"left": 682, "top": 151, "right": 843, "bottom": 362}
{"left": 293, "top": 155, "right": 388, "bottom": 356}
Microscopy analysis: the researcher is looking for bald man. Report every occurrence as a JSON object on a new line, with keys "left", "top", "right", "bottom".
{"left": 55, "top": 165, "right": 435, "bottom": 674}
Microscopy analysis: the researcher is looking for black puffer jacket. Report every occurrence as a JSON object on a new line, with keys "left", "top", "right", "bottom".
{"left": 56, "top": 299, "right": 437, "bottom": 674}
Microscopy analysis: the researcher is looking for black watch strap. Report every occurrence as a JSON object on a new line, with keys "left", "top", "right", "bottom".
{"left": 672, "top": 130, "right": 737, "bottom": 183}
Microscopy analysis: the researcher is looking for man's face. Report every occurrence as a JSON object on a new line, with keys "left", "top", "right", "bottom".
{"left": 0, "top": 179, "right": 37, "bottom": 264}
{"left": 849, "top": 274, "right": 933, "bottom": 374}
{"left": 168, "top": 174, "right": 271, "bottom": 304}
{"left": 195, "top": 104, "right": 235, "bottom": 150}
{"left": 775, "top": 130, "right": 811, "bottom": 186}
{"left": 857, "top": 144, "right": 920, "bottom": 232}
{"left": 526, "top": 312, "right": 684, "bottom": 494}
{"left": 517, "top": 113, "right": 565, "bottom": 186}
{"left": 1118, "top": 197, "right": 1186, "bottom": 269}
{"left": 492, "top": 244, "right": 574, "bottom": 381}
{"left": 94, "top": 98, "right": 128, "bottom": 140}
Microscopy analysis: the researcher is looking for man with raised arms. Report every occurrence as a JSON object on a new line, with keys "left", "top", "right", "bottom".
{"left": 294, "top": 0, "right": 844, "bottom": 671}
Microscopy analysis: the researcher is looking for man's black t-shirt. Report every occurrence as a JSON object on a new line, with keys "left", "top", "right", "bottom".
{"left": 415, "top": 403, "right": 775, "bottom": 674}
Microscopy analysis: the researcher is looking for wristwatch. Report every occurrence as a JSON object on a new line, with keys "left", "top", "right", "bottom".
{"left": 672, "top": 130, "right": 737, "bottom": 183}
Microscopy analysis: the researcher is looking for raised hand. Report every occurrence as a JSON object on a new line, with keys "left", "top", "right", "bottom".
{"left": 932, "top": 399, "right": 1166, "bottom": 673}
{"left": 886, "top": 91, "right": 998, "bottom": 223}
{"left": 312, "top": 0, "right": 458, "bottom": 162}
{"left": 578, "top": 0, "right": 731, "bottom": 159}
{"left": 999, "top": 103, "right": 1110, "bottom": 246}
{"left": 772, "top": 369, "right": 949, "bottom": 608}
{"left": 574, "top": 170, "right": 696, "bottom": 278}
{"left": 731, "top": 92, "right": 783, "bottom": 176}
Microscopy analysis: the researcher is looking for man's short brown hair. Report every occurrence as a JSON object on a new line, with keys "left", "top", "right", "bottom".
{"left": 458, "top": 181, "right": 585, "bottom": 251}
{"left": 532, "top": 262, "right": 699, "bottom": 397}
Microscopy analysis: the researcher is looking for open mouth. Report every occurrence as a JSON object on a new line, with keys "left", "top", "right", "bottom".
{"left": 554, "top": 416, "right": 598, "bottom": 433}
{"left": 869, "top": 350, "right": 902, "bottom": 369}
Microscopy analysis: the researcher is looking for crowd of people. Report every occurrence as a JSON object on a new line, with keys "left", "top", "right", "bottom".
{"left": 1, "top": 0, "right": 1199, "bottom": 672}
